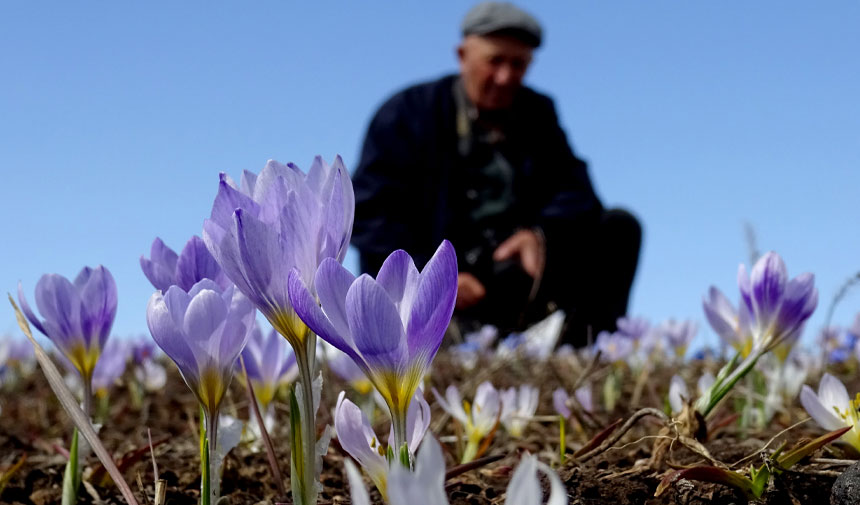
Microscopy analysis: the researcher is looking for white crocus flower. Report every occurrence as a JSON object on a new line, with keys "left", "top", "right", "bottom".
{"left": 334, "top": 390, "right": 431, "bottom": 498}
{"left": 505, "top": 453, "right": 569, "bottom": 505}
{"left": 388, "top": 436, "right": 449, "bottom": 505}
{"left": 432, "top": 382, "right": 500, "bottom": 462}
{"left": 668, "top": 375, "right": 688, "bottom": 414}
{"left": 500, "top": 384, "right": 539, "bottom": 438}
{"left": 350, "top": 436, "right": 569, "bottom": 505}
{"left": 800, "top": 373, "right": 860, "bottom": 451}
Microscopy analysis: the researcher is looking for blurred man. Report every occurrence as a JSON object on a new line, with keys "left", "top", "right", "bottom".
{"left": 351, "top": 2, "right": 641, "bottom": 346}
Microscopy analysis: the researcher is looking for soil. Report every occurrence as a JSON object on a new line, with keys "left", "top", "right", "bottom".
{"left": 1, "top": 351, "right": 856, "bottom": 505}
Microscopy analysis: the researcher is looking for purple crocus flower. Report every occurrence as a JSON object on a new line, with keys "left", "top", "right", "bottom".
{"left": 18, "top": 265, "right": 117, "bottom": 386}
{"left": 737, "top": 251, "right": 817, "bottom": 360}
{"left": 702, "top": 286, "right": 753, "bottom": 356}
{"left": 289, "top": 240, "right": 457, "bottom": 450}
{"left": 241, "top": 323, "right": 298, "bottom": 409}
{"left": 146, "top": 279, "right": 255, "bottom": 418}
{"left": 616, "top": 316, "right": 650, "bottom": 341}
{"left": 141, "top": 236, "right": 230, "bottom": 292}
{"left": 595, "top": 331, "right": 634, "bottom": 363}
{"left": 92, "top": 339, "right": 131, "bottom": 394}
{"left": 202, "top": 157, "right": 354, "bottom": 350}
{"left": 327, "top": 349, "right": 374, "bottom": 395}
{"left": 658, "top": 319, "right": 698, "bottom": 358}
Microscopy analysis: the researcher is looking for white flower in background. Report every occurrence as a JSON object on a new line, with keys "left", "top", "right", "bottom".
{"left": 432, "top": 382, "right": 500, "bottom": 462}
{"left": 670, "top": 372, "right": 715, "bottom": 414}
{"left": 697, "top": 371, "right": 715, "bottom": 397}
{"left": 349, "top": 435, "right": 569, "bottom": 505}
{"left": 668, "top": 375, "right": 688, "bottom": 414}
{"left": 134, "top": 359, "right": 167, "bottom": 392}
{"left": 500, "top": 385, "right": 539, "bottom": 438}
{"left": 800, "top": 373, "right": 860, "bottom": 451}
{"left": 505, "top": 453, "right": 569, "bottom": 505}
{"left": 387, "top": 436, "right": 450, "bottom": 505}
{"left": 334, "top": 390, "right": 431, "bottom": 497}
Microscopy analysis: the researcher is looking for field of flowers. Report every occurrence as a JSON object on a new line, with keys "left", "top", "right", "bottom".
{"left": 2, "top": 157, "right": 859, "bottom": 505}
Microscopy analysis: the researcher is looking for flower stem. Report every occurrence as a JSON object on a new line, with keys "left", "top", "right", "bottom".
{"left": 82, "top": 378, "right": 93, "bottom": 421}
{"left": 391, "top": 406, "right": 409, "bottom": 466}
{"left": 293, "top": 333, "right": 318, "bottom": 505}
{"left": 697, "top": 350, "right": 763, "bottom": 418}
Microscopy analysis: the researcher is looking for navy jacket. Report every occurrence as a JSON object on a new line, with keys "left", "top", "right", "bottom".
{"left": 351, "top": 74, "right": 603, "bottom": 274}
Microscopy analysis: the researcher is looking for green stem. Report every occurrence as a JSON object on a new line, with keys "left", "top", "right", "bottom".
{"left": 697, "top": 350, "right": 763, "bottom": 417}
{"left": 82, "top": 378, "right": 93, "bottom": 422}
{"left": 391, "top": 406, "right": 409, "bottom": 466}
{"left": 461, "top": 439, "right": 479, "bottom": 464}
{"left": 293, "top": 333, "right": 318, "bottom": 505}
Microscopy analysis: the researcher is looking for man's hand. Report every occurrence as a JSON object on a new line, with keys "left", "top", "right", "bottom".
{"left": 492, "top": 228, "right": 546, "bottom": 279}
{"left": 456, "top": 272, "right": 486, "bottom": 310}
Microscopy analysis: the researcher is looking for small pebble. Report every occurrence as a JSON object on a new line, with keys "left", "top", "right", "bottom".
{"left": 831, "top": 461, "right": 860, "bottom": 505}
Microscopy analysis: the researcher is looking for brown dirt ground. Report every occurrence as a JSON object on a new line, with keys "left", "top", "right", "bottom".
{"left": 1, "top": 352, "right": 856, "bottom": 504}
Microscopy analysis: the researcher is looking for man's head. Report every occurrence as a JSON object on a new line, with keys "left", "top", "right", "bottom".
{"left": 458, "top": 2, "right": 541, "bottom": 111}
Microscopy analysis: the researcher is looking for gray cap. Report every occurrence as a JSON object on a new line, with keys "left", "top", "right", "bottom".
{"left": 461, "top": 2, "right": 542, "bottom": 48}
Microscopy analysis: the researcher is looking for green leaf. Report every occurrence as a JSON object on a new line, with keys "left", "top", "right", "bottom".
{"left": 399, "top": 442, "right": 411, "bottom": 469}
{"left": 558, "top": 416, "right": 566, "bottom": 464}
{"left": 61, "top": 428, "right": 79, "bottom": 505}
{"left": 288, "top": 385, "right": 305, "bottom": 503}
{"left": 655, "top": 466, "right": 758, "bottom": 499}
{"left": 749, "top": 464, "right": 771, "bottom": 497}
{"left": 201, "top": 437, "right": 210, "bottom": 505}
{"left": 777, "top": 426, "right": 851, "bottom": 470}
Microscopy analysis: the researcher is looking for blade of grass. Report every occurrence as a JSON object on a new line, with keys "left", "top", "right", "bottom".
{"left": 655, "top": 466, "right": 757, "bottom": 499}
{"left": 0, "top": 454, "right": 27, "bottom": 496}
{"left": 10, "top": 295, "right": 140, "bottom": 505}
{"left": 777, "top": 426, "right": 852, "bottom": 470}
{"left": 61, "top": 428, "right": 79, "bottom": 505}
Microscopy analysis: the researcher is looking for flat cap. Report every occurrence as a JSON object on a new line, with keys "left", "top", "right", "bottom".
{"left": 461, "top": 2, "right": 542, "bottom": 48}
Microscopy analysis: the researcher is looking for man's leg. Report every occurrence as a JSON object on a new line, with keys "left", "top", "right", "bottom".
{"left": 551, "top": 208, "right": 642, "bottom": 347}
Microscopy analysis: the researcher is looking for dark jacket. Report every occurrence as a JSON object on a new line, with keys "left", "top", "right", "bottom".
{"left": 351, "top": 74, "right": 603, "bottom": 273}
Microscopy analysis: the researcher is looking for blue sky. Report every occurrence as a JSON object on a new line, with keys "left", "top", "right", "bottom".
{"left": 2, "top": 2, "right": 859, "bottom": 350}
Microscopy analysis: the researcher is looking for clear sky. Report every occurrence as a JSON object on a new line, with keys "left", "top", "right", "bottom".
{"left": 2, "top": 1, "right": 859, "bottom": 350}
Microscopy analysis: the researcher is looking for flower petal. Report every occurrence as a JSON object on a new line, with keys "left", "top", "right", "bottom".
{"left": 818, "top": 373, "right": 851, "bottom": 413}
{"left": 140, "top": 237, "right": 179, "bottom": 291}
{"left": 775, "top": 273, "right": 817, "bottom": 337}
{"left": 17, "top": 282, "right": 46, "bottom": 336}
{"left": 344, "top": 460, "right": 371, "bottom": 505}
{"left": 800, "top": 383, "right": 845, "bottom": 431}
{"left": 146, "top": 291, "right": 198, "bottom": 382}
{"left": 182, "top": 289, "right": 228, "bottom": 349}
{"left": 406, "top": 240, "right": 457, "bottom": 364}
{"left": 388, "top": 436, "right": 448, "bottom": 505}
{"left": 376, "top": 250, "right": 420, "bottom": 321}
{"left": 333, "top": 391, "right": 388, "bottom": 485}
{"left": 505, "top": 454, "right": 541, "bottom": 505}
{"left": 289, "top": 268, "right": 363, "bottom": 366}
{"left": 34, "top": 274, "right": 82, "bottom": 346}
{"left": 177, "top": 235, "right": 227, "bottom": 292}
{"left": 749, "top": 252, "right": 786, "bottom": 328}
{"left": 346, "top": 275, "right": 408, "bottom": 374}
{"left": 702, "top": 287, "right": 738, "bottom": 344}
{"left": 314, "top": 258, "right": 356, "bottom": 340}
{"left": 432, "top": 386, "right": 468, "bottom": 425}
{"left": 209, "top": 173, "right": 259, "bottom": 226}
{"left": 553, "top": 389, "right": 571, "bottom": 419}
{"left": 75, "top": 266, "right": 117, "bottom": 349}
